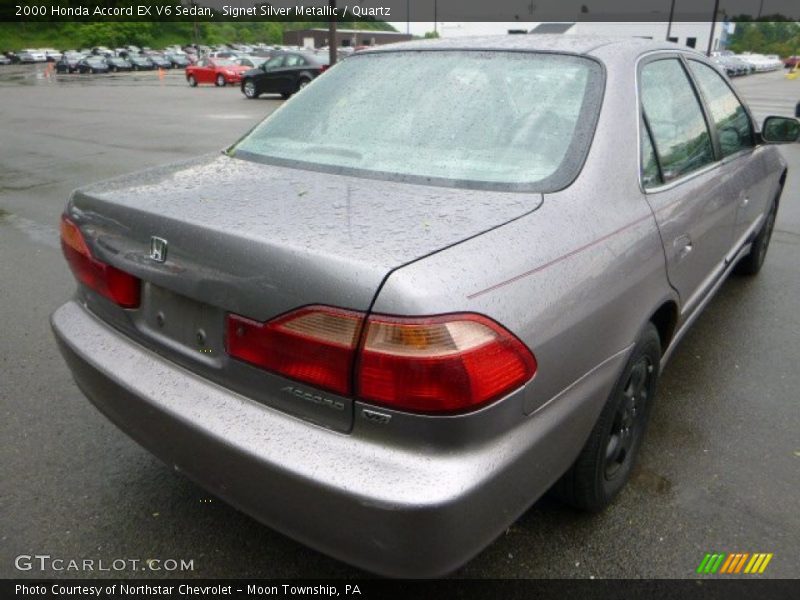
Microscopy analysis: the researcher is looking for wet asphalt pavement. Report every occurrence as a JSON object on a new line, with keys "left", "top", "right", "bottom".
{"left": 0, "top": 64, "right": 798, "bottom": 579}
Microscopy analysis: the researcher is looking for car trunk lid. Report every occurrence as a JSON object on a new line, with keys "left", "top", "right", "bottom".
{"left": 66, "top": 153, "right": 543, "bottom": 431}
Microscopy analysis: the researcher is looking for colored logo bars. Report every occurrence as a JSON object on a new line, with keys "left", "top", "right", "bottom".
{"left": 697, "top": 553, "right": 773, "bottom": 574}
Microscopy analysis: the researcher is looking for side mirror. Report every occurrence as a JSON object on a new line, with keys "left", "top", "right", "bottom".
{"left": 762, "top": 116, "right": 800, "bottom": 143}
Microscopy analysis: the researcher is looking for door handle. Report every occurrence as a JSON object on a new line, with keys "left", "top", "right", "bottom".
{"left": 674, "top": 234, "right": 693, "bottom": 260}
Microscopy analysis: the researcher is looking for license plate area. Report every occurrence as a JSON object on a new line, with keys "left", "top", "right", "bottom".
{"left": 136, "top": 283, "right": 225, "bottom": 364}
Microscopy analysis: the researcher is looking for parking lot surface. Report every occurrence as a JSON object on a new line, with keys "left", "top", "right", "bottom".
{"left": 1, "top": 64, "right": 799, "bottom": 578}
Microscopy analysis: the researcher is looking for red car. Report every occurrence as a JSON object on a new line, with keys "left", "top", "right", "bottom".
{"left": 784, "top": 56, "right": 800, "bottom": 69}
{"left": 185, "top": 58, "right": 251, "bottom": 87}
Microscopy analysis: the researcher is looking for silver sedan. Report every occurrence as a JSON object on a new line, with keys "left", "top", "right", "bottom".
{"left": 51, "top": 35, "right": 799, "bottom": 577}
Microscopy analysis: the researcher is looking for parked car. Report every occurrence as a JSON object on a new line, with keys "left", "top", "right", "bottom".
{"left": 241, "top": 51, "right": 328, "bottom": 99}
{"left": 0, "top": 54, "right": 10, "bottom": 66}
{"left": 43, "top": 48, "right": 62, "bottom": 62}
{"left": 91, "top": 46, "right": 113, "bottom": 58}
{"left": 127, "top": 55, "right": 155, "bottom": 71}
{"left": 727, "top": 55, "right": 754, "bottom": 75}
{"left": 52, "top": 36, "right": 798, "bottom": 578}
{"left": 165, "top": 53, "right": 189, "bottom": 68}
{"left": 711, "top": 56, "right": 737, "bottom": 77}
{"left": 55, "top": 52, "right": 85, "bottom": 73}
{"left": 76, "top": 57, "right": 110, "bottom": 74}
{"left": 739, "top": 53, "right": 783, "bottom": 72}
{"left": 208, "top": 50, "right": 239, "bottom": 60}
{"left": 234, "top": 56, "right": 259, "bottom": 69}
{"left": 104, "top": 56, "right": 132, "bottom": 72}
{"left": 185, "top": 57, "right": 251, "bottom": 87}
{"left": 784, "top": 55, "right": 800, "bottom": 69}
{"left": 16, "top": 50, "right": 40, "bottom": 63}
{"left": 147, "top": 54, "right": 172, "bottom": 69}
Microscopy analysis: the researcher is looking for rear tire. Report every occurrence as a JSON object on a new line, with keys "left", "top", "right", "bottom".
{"left": 734, "top": 197, "right": 778, "bottom": 276}
{"left": 297, "top": 77, "right": 311, "bottom": 91}
{"left": 187, "top": 75, "right": 197, "bottom": 87}
{"left": 215, "top": 74, "right": 226, "bottom": 87}
{"left": 552, "top": 323, "right": 661, "bottom": 511}
{"left": 280, "top": 92, "right": 292, "bottom": 99}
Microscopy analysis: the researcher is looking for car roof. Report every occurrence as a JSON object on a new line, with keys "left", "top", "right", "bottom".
{"left": 364, "top": 34, "right": 689, "bottom": 59}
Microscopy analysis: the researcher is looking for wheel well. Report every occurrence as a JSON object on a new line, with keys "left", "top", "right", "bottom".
{"left": 650, "top": 301, "right": 678, "bottom": 354}
{"left": 779, "top": 168, "right": 788, "bottom": 189}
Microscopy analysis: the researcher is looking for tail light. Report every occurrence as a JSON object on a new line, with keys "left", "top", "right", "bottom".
{"left": 227, "top": 306, "right": 363, "bottom": 396}
{"left": 226, "top": 309, "right": 536, "bottom": 414}
{"left": 60, "top": 215, "right": 140, "bottom": 308}
{"left": 357, "top": 314, "right": 537, "bottom": 413}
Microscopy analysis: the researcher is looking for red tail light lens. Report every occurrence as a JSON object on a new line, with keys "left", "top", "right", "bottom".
{"left": 60, "top": 215, "right": 140, "bottom": 308}
{"left": 226, "top": 306, "right": 363, "bottom": 396}
{"left": 225, "top": 308, "right": 536, "bottom": 413}
{"left": 357, "top": 314, "right": 537, "bottom": 413}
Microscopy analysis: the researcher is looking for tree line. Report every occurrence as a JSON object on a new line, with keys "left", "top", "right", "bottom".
{"left": 727, "top": 20, "right": 800, "bottom": 56}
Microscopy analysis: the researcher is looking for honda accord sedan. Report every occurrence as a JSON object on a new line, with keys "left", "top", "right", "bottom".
{"left": 51, "top": 36, "right": 798, "bottom": 577}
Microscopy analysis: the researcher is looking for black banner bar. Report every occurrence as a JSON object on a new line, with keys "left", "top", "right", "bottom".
{"left": 3, "top": 579, "right": 800, "bottom": 600}
{"left": 3, "top": 0, "right": 800, "bottom": 23}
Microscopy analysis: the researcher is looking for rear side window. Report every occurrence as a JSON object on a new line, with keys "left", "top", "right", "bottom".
{"left": 688, "top": 60, "right": 754, "bottom": 157}
{"left": 641, "top": 59, "right": 714, "bottom": 183}
{"left": 264, "top": 55, "right": 284, "bottom": 69}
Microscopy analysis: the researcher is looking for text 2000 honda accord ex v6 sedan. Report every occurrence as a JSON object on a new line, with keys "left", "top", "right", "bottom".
{"left": 51, "top": 36, "right": 799, "bottom": 577}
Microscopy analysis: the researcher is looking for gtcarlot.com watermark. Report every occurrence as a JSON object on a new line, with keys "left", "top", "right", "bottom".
{"left": 14, "top": 554, "right": 194, "bottom": 573}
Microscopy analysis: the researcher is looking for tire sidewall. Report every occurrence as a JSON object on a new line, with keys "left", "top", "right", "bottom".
{"left": 589, "top": 325, "right": 661, "bottom": 507}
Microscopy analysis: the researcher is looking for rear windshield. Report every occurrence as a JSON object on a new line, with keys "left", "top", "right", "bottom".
{"left": 232, "top": 50, "right": 604, "bottom": 191}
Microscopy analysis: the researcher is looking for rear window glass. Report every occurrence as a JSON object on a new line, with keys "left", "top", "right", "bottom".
{"left": 232, "top": 51, "right": 604, "bottom": 191}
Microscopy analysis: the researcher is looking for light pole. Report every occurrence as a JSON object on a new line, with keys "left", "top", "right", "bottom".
{"left": 666, "top": 0, "right": 676, "bottom": 41}
{"left": 328, "top": 0, "right": 337, "bottom": 66}
{"left": 707, "top": 0, "right": 720, "bottom": 56}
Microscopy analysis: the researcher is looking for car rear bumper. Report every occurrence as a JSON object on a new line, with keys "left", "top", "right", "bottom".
{"left": 51, "top": 299, "right": 625, "bottom": 577}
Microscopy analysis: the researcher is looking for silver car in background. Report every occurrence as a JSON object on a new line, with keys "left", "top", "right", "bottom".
{"left": 51, "top": 36, "right": 799, "bottom": 576}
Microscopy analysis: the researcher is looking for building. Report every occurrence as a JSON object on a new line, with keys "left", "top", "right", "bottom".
{"left": 527, "top": 21, "right": 734, "bottom": 54}
{"left": 282, "top": 28, "right": 412, "bottom": 49}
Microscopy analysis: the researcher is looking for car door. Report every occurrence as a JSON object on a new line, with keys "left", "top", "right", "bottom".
{"left": 194, "top": 59, "right": 212, "bottom": 83}
{"left": 639, "top": 55, "right": 737, "bottom": 319}
{"left": 259, "top": 55, "right": 286, "bottom": 94}
{"left": 280, "top": 54, "right": 307, "bottom": 92}
{"left": 685, "top": 59, "right": 773, "bottom": 245}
